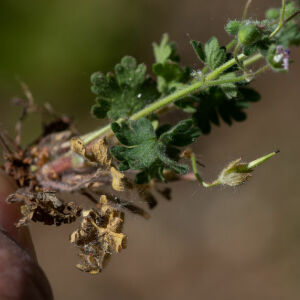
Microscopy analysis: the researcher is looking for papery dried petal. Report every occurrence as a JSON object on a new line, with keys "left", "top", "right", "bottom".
{"left": 7, "top": 190, "right": 82, "bottom": 227}
{"left": 70, "top": 195, "right": 126, "bottom": 274}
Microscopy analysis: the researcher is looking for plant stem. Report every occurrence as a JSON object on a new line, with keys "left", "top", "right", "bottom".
{"left": 242, "top": 0, "right": 253, "bottom": 20}
{"left": 270, "top": 0, "right": 286, "bottom": 38}
{"left": 253, "top": 64, "right": 270, "bottom": 76}
{"left": 81, "top": 123, "right": 112, "bottom": 144}
{"left": 226, "top": 40, "right": 237, "bottom": 52}
{"left": 233, "top": 43, "right": 244, "bottom": 70}
{"left": 81, "top": 52, "right": 265, "bottom": 144}
{"left": 283, "top": 10, "right": 300, "bottom": 25}
{"left": 130, "top": 75, "right": 246, "bottom": 121}
{"left": 190, "top": 153, "right": 220, "bottom": 188}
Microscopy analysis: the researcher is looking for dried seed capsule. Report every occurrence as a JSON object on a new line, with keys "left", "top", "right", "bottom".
{"left": 238, "top": 24, "right": 262, "bottom": 46}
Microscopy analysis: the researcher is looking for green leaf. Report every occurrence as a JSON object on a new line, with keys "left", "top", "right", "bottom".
{"left": 219, "top": 72, "right": 238, "bottom": 99}
{"left": 111, "top": 118, "right": 199, "bottom": 183}
{"left": 115, "top": 56, "right": 146, "bottom": 88}
{"left": 153, "top": 62, "right": 185, "bottom": 83}
{"left": 284, "top": 2, "right": 298, "bottom": 19}
{"left": 243, "top": 44, "right": 258, "bottom": 56}
{"left": 157, "top": 145, "right": 189, "bottom": 174}
{"left": 204, "top": 37, "right": 227, "bottom": 70}
{"left": 160, "top": 119, "right": 201, "bottom": 147}
{"left": 175, "top": 96, "right": 197, "bottom": 113}
{"left": 153, "top": 34, "right": 190, "bottom": 94}
{"left": 190, "top": 40, "right": 206, "bottom": 62}
{"left": 277, "top": 22, "right": 300, "bottom": 47}
{"left": 266, "top": 8, "right": 280, "bottom": 20}
{"left": 153, "top": 33, "right": 178, "bottom": 64}
{"left": 91, "top": 56, "right": 159, "bottom": 120}
{"left": 110, "top": 119, "right": 158, "bottom": 170}
{"left": 192, "top": 86, "right": 260, "bottom": 134}
{"left": 112, "top": 118, "right": 156, "bottom": 146}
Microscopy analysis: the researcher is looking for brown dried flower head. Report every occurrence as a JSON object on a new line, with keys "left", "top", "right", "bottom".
{"left": 7, "top": 190, "right": 82, "bottom": 227}
{"left": 70, "top": 195, "right": 126, "bottom": 274}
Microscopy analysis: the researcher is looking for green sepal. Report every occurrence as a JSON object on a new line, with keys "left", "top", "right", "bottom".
{"left": 225, "top": 20, "right": 241, "bottom": 35}
{"left": 266, "top": 44, "right": 288, "bottom": 72}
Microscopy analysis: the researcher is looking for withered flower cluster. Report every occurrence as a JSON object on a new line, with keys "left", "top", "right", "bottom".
{"left": 70, "top": 195, "right": 126, "bottom": 274}
{"left": 0, "top": 91, "right": 174, "bottom": 273}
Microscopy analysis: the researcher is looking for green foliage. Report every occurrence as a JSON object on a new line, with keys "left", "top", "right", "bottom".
{"left": 159, "top": 119, "right": 201, "bottom": 147}
{"left": 190, "top": 40, "right": 206, "bottom": 62}
{"left": 91, "top": 56, "right": 159, "bottom": 120}
{"left": 152, "top": 34, "right": 190, "bottom": 94}
{"left": 191, "top": 37, "right": 227, "bottom": 70}
{"left": 204, "top": 37, "right": 227, "bottom": 70}
{"left": 87, "top": 0, "right": 300, "bottom": 185}
{"left": 111, "top": 118, "right": 200, "bottom": 183}
{"left": 285, "top": 1, "right": 298, "bottom": 19}
{"left": 266, "top": 1, "right": 299, "bottom": 20}
{"left": 218, "top": 72, "right": 238, "bottom": 99}
{"left": 266, "top": 8, "right": 280, "bottom": 20}
{"left": 277, "top": 22, "right": 300, "bottom": 47}
{"left": 191, "top": 86, "right": 261, "bottom": 134}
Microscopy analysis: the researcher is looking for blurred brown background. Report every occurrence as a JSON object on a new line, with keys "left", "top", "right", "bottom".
{"left": 1, "top": 0, "right": 300, "bottom": 299}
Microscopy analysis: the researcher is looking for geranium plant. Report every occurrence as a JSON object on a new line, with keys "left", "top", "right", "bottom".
{"left": 0, "top": 0, "right": 299, "bottom": 274}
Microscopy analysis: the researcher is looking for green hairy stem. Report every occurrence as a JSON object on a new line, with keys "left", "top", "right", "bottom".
{"left": 81, "top": 52, "right": 263, "bottom": 145}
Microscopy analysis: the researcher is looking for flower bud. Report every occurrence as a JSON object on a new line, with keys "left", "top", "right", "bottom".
{"left": 225, "top": 20, "right": 240, "bottom": 35}
{"left": 238, "top": 24, "right": 262, "bottom": 46}
{"left": 267, "top": 45, "right": 290, "bottom": 71}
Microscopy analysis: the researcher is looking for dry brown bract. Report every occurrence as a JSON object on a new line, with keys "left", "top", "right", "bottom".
{"left": 110, "top": 166, "right": 125, "bottom": 192}
{"left": 7, "top": 190, "right": 82, "bottom": 227}
{"left": 71, "top": 137, "right": 112, "bottom": 169}
{"left": 70, "top": 195, "right": 126, "bottom": 274}
{"left": 71, "top": 137, "right": 126, "bottom": 192}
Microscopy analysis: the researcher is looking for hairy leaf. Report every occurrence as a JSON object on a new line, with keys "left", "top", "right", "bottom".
{"left": 91, "top": 56, "right": 159, "bottom": 120}
{"left": 190, "top": 40, "right": 206, "bottom": 63}
{"left": 153, "top": 34, "right": 190, "bottom": 94}
{"left": 192, "top": 86, "right": 260, "bottom": 134}
{"left": 160, "top": 119, "right": 201, "bottom": 147}
{"left": 204, "top": 37, "right": 227, "bottom": 70}
{"left": 277, "top": 22, "right": 300, "bottom": 47}
{"left": 218, "top": 72, "right": 238, "bottom": 99}
{"left": 111, "top": 118, "right": 200, "bottom": 183}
